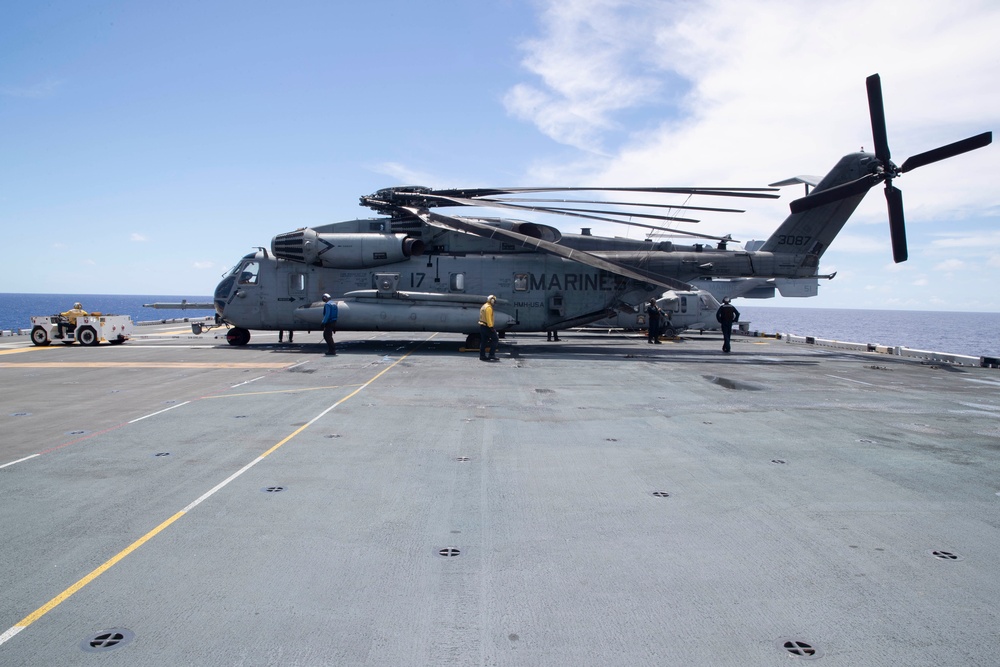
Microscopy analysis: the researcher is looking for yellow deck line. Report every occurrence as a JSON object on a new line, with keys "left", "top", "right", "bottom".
{"left": 0, "top": 362, "right": 293, "bottom": 369}
{"left": 0, "top": 336, "right": 432, "bottom": 647}
{"left": 202, "top": 384, "right": 366, "bottom": 399}
{"left": 0, "top": 347, "right": 57, "bottom": 356}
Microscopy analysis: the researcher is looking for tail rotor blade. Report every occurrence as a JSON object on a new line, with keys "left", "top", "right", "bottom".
{"left": 789, "top": 173, "right": 879, "bottom": 213}
{"left": 867, "top": 74, "right": 892, "bottom": 164}
{"left": 899, "top": 131, "right": 993, "bottom": 173}
{"left": 885, "top": 185, "right": 907, "bottom": 263}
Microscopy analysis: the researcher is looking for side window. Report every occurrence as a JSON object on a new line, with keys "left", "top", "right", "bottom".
{"left": 513, "top": 273, "right": 528, "bottom": 291}
{"left": 288, "top": 272, "right": 306, "bottom": 294}
{"left": 449, "top": 273, "right": 465, "bottom": 292}
{"left": 238, "top": 262, "right": 260, "bottom": 285}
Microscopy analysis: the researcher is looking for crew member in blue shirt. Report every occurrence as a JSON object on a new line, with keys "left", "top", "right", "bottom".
{"left": 321, "top": 293, "right": 338, "bottom": 356}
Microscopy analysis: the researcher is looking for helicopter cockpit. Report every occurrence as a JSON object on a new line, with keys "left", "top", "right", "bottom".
{"left": 214, "top": 254, "right": 261, "bottom": 316}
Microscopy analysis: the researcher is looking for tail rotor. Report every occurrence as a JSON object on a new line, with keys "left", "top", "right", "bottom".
{"left": 790, "top": 73, "right": 992, "bottom": 263}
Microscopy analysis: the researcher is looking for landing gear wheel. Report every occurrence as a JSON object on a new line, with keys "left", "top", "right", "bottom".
{"left": 77, "top": 326, "right": 100, "bottom": 346}
{"left": 465, "top": 333, "right": 481, "bottom": 349}
{"left": 661, "top": 326, "right": 677, "bottom": 339}
{"left": 226, "top": 327, "right": 251, "bottom": 346}
{"left": 30, "top": 327, "right": 51, "bottom": 346}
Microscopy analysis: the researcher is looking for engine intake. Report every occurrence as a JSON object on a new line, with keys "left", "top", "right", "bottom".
{"left": 272, "top": 228, "right": 424, "bottom": 268}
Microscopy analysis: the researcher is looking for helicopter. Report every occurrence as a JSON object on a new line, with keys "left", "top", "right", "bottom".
{"left": 150, "top": 74, "right": 991, "bottom": 348}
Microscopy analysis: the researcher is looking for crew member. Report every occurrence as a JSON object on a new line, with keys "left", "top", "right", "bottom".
{"left": 646, "top": 298, "right": 663, "bottom": 344}
{"left": 56, "top": 302, "right": 88, "bottom": 339}
{"left": 716, "top": 297, "right": 741, "bottom": 353}
{"left": 321, "top": 294, "right": 338, "bottom": 356}
{"left": 479, "top": 295, "right": 499, "bottom": 361}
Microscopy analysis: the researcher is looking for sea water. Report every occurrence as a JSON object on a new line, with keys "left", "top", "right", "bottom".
{"left": 738, "top": 306, "right": 999, "bottom": 359}
{"left": 1, "top": 294, "right": 997, "bottom": 358}
{"left": 0, "top": 293, "right": 215, "bottom": 334}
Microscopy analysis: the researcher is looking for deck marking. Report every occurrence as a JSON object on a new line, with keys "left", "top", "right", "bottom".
{"left": 963, "top": 378, "right": 1000, "bottom": 388}
{"left": 824, "top": 374, "right": 874, "bottom": 386}
{"left": 0, "top": 361, "right": 291, "bottom": 369}
{"left": 128, "top": 401, "right": 191, "bottom": 424}
{"left": 0, "top": 337, "right": 430, "bottom": 648}
{"left": 0, "top": 454, "right": 40, "bottom": 470}
{"left": 0, "top": 346, "right": 57, "bottom": 356}
{"left": 201, "top": 384, "right": 366, "bottom": 399}
{"left": 230, "top": 376, "right": 265, "bottom": 388}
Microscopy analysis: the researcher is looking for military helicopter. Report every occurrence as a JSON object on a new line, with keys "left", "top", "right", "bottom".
{"left": 150, "top": 74, "right": 991, "bottom": 347}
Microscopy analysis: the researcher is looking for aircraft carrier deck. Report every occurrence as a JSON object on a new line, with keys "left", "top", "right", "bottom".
{"left": 1, "top": 323, "right": 999, "bottom": 666}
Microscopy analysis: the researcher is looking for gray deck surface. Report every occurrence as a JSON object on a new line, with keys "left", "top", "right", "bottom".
{"left": 1, "top": 324, "right": 999, "bottom": 666}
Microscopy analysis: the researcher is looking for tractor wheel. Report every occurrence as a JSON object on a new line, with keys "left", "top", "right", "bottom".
{"left": 77, "top": 326, "right": 100, "bottom": 346}
{"left": 30, "top": 327, "right": 51, "bottom": 346}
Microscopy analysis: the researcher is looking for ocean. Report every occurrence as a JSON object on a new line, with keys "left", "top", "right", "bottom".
{"left": 737, "top": 306, "right": 1000, "bottom": 359}
{"left": 1, "top": 294, "right": 997, "bottom": 359}
{"left": 0, "top": 293, "right": 216, "bottom": 335}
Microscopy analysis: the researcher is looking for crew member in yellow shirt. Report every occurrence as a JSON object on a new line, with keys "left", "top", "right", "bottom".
{"left": 478, "top": 295, "right": 499, "bottom": 362}
{"left": 56, "top": 302, "right": 88, "bottom": 339}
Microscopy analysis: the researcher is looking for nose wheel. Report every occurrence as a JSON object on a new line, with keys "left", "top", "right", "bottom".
{"left": 226, "top": 327, "right": 251, "bottom": 346}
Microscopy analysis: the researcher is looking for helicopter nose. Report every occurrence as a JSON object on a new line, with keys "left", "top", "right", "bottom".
{"left": 214, "top": 275, "right": 236, "bottom": 317}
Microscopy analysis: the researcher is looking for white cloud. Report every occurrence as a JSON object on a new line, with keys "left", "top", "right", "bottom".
{"left": 505, "top": 0, "right": 1000, "bottom": 309}
{"left": 508, "top": 0, "right": 1000, "bottom": 210}
{"left": 192, "top": 261, "right": 215, "bottom": 270}
{"left": 934, "top": 259, "right": 966, "bottom": 272}
{"left": 130, "top": 233, "right": 149, "bottom": 242}
{"left": 504, "top": 0, "right": 668, "bottom": 152}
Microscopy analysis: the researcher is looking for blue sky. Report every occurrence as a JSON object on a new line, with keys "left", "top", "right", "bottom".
{"left": 2, "top": 0, "right": 998, "bottom": 310}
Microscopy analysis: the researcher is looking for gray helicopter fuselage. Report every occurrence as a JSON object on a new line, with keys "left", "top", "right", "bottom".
{"left": 214, "top": 250, "right": 661, "bottom": 334}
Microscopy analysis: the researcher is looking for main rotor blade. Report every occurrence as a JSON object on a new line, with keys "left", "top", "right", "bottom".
{"left": 423, "top": 194, "right": 737, "bottom": 242}
{"left": 789, "top": 173, "right": 880, "bottom": 213}
{"left": 409, "top": 207, "right": 694, "bottom": 292}
{"left": 899, "top": 131, "right": 993, "bottom": 173}
{"left": 472, "top": 198, "right": 700, "bottom": 223}
{"left": 867, "top": 73, "right": 891, "bottom": 164}
{"left": 558, "top": 214, "right": 736, "bottom": 242}
{"left": 491, "top": 197, "right": 746, "bottom": 214}
{"left": 885, "top": 184, "right": 907, "bottom": 263}
{"left": 431, "top": 186, "right": 780, "bottom": 200}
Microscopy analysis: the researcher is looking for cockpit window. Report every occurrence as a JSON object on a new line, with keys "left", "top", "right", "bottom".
{"left": 238, "top": 261, "right": 260, "bottom": 285}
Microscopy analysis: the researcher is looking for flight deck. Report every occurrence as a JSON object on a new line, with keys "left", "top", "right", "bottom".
{"left": 1, "top": 324, "right": 999, "bottom": 666}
